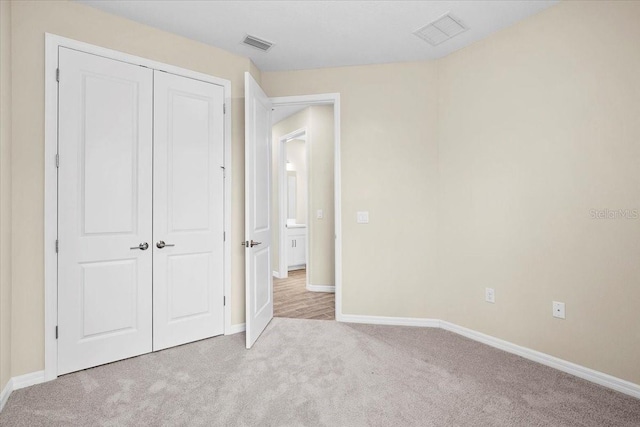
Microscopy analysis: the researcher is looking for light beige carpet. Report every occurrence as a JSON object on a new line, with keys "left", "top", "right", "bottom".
{"left": 1, "top": 318, "right": 638, "bottom": 426}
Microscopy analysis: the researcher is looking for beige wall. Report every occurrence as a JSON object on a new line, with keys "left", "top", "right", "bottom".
{"left": 307, "top": 106, "right": 335, "bottom": 286}
{"left": 0, "top": 0, "right": 13, "bottom": 393}
{"left": 8, "top": 0, "right": 253, "bottom": 378}
{"left": 271, "top": 106, "right": 335, "bottom": 285}
{"left": 3, "top": 0, "right": 638, "bottom": 389}
{"left": 436, "top": 0, "right": 640, "bottom": 384}
{"left": 263, "top": 62, "right": 441, "bottom": 316}
{"left": 249, "top": 60, "right": 262, "bottom": 86}
{"left": 263, "top": 0, "right": 640, "bottom": 386}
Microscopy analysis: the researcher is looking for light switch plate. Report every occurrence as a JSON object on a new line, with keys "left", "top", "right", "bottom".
{"left": 317, "top": 209, "right": 323, "bottom": 219}
{"left": 356, "top": 211, "right": 369, "bottom": 224}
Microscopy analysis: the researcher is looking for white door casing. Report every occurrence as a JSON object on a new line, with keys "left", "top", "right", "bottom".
{"left": 244, "top": 72, "right": 274, "bottom": 348}
{"left": 57, "top": 48, "right": 153, "bottom": 375}
{"left": 152, "top": 71, "right": 225, "bottom": 351}
{"left": 45, "top": 34, "right": 234, "bottom": 381}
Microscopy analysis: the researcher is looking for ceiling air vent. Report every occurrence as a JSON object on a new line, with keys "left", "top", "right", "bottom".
{"left": 414, "top": 13, "right": 468, "bottom": 46}
{"left": 242, "top": 35, "right": 274, "bottom": 52}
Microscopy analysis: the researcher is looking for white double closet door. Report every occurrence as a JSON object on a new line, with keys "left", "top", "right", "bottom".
{"left": 57, "top": 48, "right": 224, "bottom": 375}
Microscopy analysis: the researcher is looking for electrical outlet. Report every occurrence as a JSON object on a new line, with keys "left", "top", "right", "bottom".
{"left": 356, "top": 211, "right": 369, "bottom": 224}
{"left": 485, "top": 288, "right": 495, "bottom": 303}
{"left": 552, "top": 301, "right": 566, "bottom": 319}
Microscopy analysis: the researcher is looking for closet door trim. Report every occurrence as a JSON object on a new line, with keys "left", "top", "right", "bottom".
{"left": 44, "top": 33, "right": 233, "bottom": 382}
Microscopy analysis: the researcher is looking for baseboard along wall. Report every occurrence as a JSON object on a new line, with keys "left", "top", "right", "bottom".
{"left": 338, "top": 314, "right": 640, "bottom": 400}
{"left": 0, "top": 324, "right": 248, "bottom": 413}
{"left": 306, "top": 284, "right": 335, "bottom": 293}
{"left": 0, "top": 370, "right": 46, "bottom": 412}
{"left": 225, "top": 323, "right": 246, "bottom": 335}
{"left": 0, "top": 380, "right": 10, "bottom": 412}
{"left": 2, "top": 315, "right": 638, "bottom": 414}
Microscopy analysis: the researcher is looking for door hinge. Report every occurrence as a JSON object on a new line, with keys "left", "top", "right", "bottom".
{"left": 55, "top": 154, "right": 59, "bottom": 168}
{"left": 55, "top": 239, "right": 59, "bottom": 253}
{"left": 55, "top": 326, "right": 58, "bottom": 339}
{"left": 56, "top": 68, "right": 60, "bottom": 82}
{"left": 223, "top": 103, "right": 226, "bottom": 114}
{"left": 223, "top": 231, "right": 226, "bottom": 241}
{"left": 223, "top": 296, "right": 226, "bottom": 306}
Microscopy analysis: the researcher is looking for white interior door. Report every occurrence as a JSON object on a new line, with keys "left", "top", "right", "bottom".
{"left": 244, "top": 72, "right": 273, "bottom": 348}
{"left": 153, "top": 71, "right": 225, "bottom": 351}
{"left": 58, "top": 48, "right": 153, "bottom": 374}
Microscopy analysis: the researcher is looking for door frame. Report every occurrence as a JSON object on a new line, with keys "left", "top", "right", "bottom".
{"left": 44, "top": 33, "right": 233, "bottom": 381}
{"left": 270, "top": 94, "right": 342, "bottom": 318}
{"left": 276, "top": 127, "right": 309, "bottom": 280}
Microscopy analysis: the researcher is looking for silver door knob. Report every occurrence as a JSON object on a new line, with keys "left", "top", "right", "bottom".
{"left": 156, "top": 240, "right": 175, "bottom": 249}
{"left": 250, "top": 240, "right": 262, "bottom": 247}
{"left": 130, "top": 242, "right": 149, "bottom": 250}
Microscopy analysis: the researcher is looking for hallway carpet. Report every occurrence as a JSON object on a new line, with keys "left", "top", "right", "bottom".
{"left": 1, "top": 318, "right": 638, "bottom": 426}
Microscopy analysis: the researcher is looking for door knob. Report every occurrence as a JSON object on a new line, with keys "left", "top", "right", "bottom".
{"left": 250, "top": 240, "right": 262, "bottom": 247}
{"left": 130, "top": 242, "right": 149, "bottom": 250}
{"left": 156, "top": 241, "right": 175, "bottom": 249}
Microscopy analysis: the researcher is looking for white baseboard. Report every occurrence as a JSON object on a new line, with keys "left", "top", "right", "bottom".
{"left": 2, "top": 319, "right": 637, "bottom": 415}
{"left": 439, "top": 321, "right": 640, "bottom": 400}
{"left": 11, "top": 370, "right": 45, "bottom": 390}
{"left": 337, "top": 313, "right": 640, "bottom": 400}
{"left": 339, "top": 314, "right": 440, "bottom": 328}
{"left": 306, "top": 284, "right": 335, "bottom": 293}
{"left": 0, "top": 379, "right": 10, "bottom": 412}
{"left": 225, "top": 323, "right": 246, "bottom": 335}
{"left": 272, "top": 270, "right": 284, "bottom": 279}
{"left": 0, "top": 370, "right": 46, "bottom": 413}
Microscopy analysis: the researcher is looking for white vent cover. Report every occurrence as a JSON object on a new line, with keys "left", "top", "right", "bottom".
{"left": 242, "top": 35, "right": 274, "bottom": 52}
{"left": 414, "top": 13, "right": 468, "bottom": 46}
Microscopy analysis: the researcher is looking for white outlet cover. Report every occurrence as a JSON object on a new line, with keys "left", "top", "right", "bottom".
{"left": 485, "top": 287, "right": 495, "bottom": 303}
{"left": 553, "top": 301, "right": 566, "bottom": 319}
{"left": 356, "top": 211, "right": 369, "bottom": 224}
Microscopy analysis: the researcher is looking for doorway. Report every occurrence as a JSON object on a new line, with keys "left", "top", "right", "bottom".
{"left": 271, "top": 106, "right": 335, "bottom": 320}
{"left": 244, "top": 73, "right": 341, "bottom": 347}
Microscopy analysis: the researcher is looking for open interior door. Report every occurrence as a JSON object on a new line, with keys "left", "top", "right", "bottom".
{"left": 244, "top": 72, "right": 274, "bottom": 348}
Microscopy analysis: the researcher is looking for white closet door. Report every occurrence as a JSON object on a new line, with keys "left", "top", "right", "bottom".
{"left": 58, "top": 48, "right": 153, "bottom": 375}
{"left": 153, "top": 71, "right": 225, "bottom": 351}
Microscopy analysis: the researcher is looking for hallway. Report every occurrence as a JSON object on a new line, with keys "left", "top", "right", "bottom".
{"left": 273, "top": 270, "right": 335, "bottom": 320}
